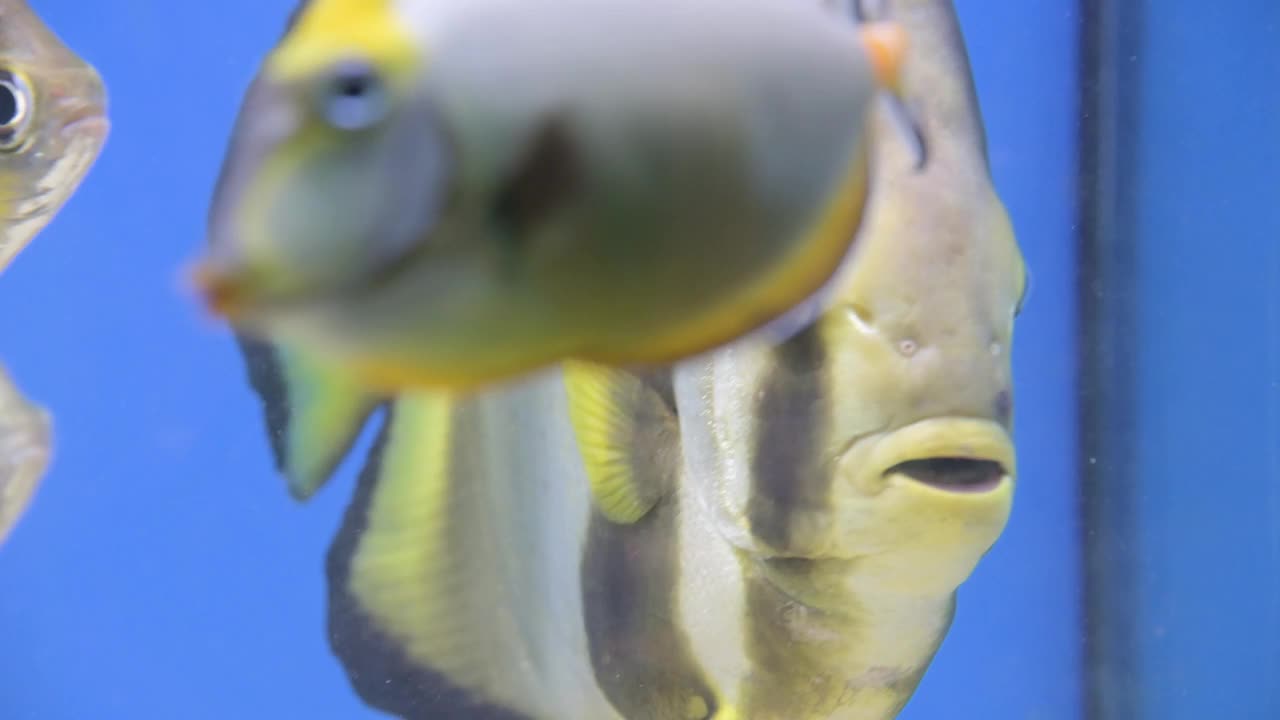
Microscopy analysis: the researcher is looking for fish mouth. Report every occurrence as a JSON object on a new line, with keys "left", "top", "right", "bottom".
{"left": 187, "top": 259, "right": 254, "bottom": 320}
{"left": 185, "top": 256, "right": 343, "bottom": 325}
{"left": 883, "top": 457, "right": 1006, "bottom": 493}
{"left": 59, "top": 101, "right": 109, "bottom": 141}
{"left": 848, "top": 417, "right": 1015, "bottom": 496}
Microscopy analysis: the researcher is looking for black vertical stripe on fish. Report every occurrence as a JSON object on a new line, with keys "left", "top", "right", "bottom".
{"left": 747, "top": 328, "right": 834, "bottom": 556}
{"left": 326, "top": 407, "right": 532, "bottom": 720}
{"left": 740, "top": 558, "right": 859, "bottom": 719}
{"left": 580, "top": 398, "right": 721, "bottom": 720}
{"left": 581, "top": 499, "right": 722, "bottom": 720}
{"left": 739, "top": 558, "right": 949, "bottom": 719}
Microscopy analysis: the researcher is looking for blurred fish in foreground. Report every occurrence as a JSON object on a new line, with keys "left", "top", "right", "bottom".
{"left": 238, "top": 0, "right": 1026, "bottom": 718}
{"left": 0, "top": 0, "right": 108, "bottom": 547}
{"left": 193, "top": 0, "right": 908, "bottom": 393}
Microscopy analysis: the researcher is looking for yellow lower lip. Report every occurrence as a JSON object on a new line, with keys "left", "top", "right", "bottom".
{"left": 842, "top": 417, "right": 1016, "bottom": 496}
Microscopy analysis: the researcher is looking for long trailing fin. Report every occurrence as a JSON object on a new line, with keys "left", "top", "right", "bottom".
{"left": 326, "top": 384, "right": 615, "bottom": 719}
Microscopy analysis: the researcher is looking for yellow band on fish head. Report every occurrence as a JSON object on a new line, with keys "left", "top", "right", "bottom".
{"left": 267, "top": 0, "right": 422, "bottom": 85}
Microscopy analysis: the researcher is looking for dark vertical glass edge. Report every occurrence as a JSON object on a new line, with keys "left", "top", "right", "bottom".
{"left": 1075, "top": 1, "right": 1145, "bottom": 718}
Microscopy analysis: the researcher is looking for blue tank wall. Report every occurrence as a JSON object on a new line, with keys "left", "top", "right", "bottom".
{"left": 0, "top": 2, "right": 1084, "bottom": 718}
{"left": 1126, "top": 4, "right": 1280, "bottom": 718}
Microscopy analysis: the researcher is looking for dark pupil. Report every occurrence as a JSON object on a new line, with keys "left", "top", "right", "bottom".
{"left": 0, "top": 83, "right": 19, "bottom": 127}
{"left": 334, "top": 74, "right": 369, "bottom": 99}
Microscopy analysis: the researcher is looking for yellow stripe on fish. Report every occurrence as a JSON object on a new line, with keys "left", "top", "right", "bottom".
{"left": 268, "top": 0, "right": 421, "bottom": 84}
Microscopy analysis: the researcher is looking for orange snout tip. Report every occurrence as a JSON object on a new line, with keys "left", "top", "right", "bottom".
{"left": 859, "top": 21, "right": 909, "bottom": 92}
{"left": 185, "top": 259, "right": 245, "bottom": 319}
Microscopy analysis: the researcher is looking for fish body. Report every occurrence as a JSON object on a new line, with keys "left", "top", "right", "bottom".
{"left": 237, "top": 0, "right": 1026, "bottom": 717}
{"left": 196, "top": 0, "right": 906, "bottom": 393}
{"left": 0, "top": 0, "right": 108, "bottom": 547}
{"left": 0, "top": 364, "right": 49, "bottom": 547}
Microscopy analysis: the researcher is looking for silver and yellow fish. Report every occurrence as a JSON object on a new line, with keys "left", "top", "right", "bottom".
{"left": 193, "top": 0, "right": 908, "bottom": 393}
{"left": 0, "top": 0, "right": 108, "bottom": 547}
{"left": 238, "top": 0, "right": 1025, "bottom": 717}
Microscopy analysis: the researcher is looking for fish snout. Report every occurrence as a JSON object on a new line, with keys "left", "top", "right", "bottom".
{"left": 830, "top": 418, "right": 1014, "bottom": 593}
{"left": 53, "top": 65, "right": 108, "bottom": 140}
{"left": 187, "top": 256, "right": 256, "bottom": 321}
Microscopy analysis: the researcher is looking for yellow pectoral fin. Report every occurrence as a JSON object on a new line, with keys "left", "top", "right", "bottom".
{"left": 238, "top": 336, "right": 382, "bottom": 499}
{"left": 563, "top": 361, "right": 679, "bottom": 524}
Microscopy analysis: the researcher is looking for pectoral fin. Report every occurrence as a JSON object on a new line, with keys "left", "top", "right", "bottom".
{"left": 237, "top": 335, "right": 382, "bottom": 499}
{"left": 563, "top": 361, "right": 679, "bottom": 524}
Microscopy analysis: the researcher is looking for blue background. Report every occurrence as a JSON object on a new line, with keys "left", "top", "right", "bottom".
{"left": 0, "top": 1, "right": 1272, "bottom": 719}
{"left": 1127, "top": 4, "right": 1280, "bottom": 718}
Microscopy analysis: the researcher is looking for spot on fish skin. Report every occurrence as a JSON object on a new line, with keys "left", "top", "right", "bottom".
{"left": 684, "top": 695, "right": 710, "bottom": 719}
{"left": 847, "top": 303, "right": 874, "bottom": 330}
{"left": 989, "top": 341, "right": 1002, "bottom": 357}
{"left": 491, "top": 116, "right": 581, "bottom": 242}
{"left": 994, "top": 390, "right": 1012, "bottom": 423}
{"left": 896, "top": 338, "right": 917, "bottom": 357}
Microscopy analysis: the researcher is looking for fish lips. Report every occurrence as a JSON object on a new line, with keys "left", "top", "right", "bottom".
{"left": 849, "top": 416, "right": 1015, "bottom": 496}
{"left": 817, "top": 417, "right": 1015, "bottom": 592}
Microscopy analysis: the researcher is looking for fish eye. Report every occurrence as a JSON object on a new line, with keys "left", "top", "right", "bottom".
{"left": 316, "top": 60, "right": 390, "bottom": 132}
{"left": 0, "top": 70, "right": 33, "bottom": 152}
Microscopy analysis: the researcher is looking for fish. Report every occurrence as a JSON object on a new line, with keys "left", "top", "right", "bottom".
{"left": 192, "top": 0, "right": 909, "bottom": 393}
{"left": 0, "top": 0, "right": 108, "bottom": 273}
{"left": 236, "top": 0, "right": 1027, "bottom": 717}
{"left": 0, "top": 0, "right": 108, "bottom": 547}
{"left": 658, "top": 0, "right": 1029, "bottom": 710}
{"left": 0, "top": 364, "right": 50, "bottom": 547}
